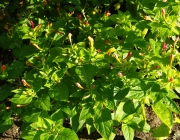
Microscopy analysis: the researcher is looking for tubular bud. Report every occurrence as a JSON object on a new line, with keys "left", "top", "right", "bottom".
{"left": 88, "top": 36, "right": 94, "bottom": 50}
{"left": 124, "top": 51, "right": 132, "bottom": 60}
{"left": 170, "top": 54, "right": 174, "bottom": 67}
{"left": 21, "top": 79, "right": 31, "bottom": 88}
{"left": 68, "top": 33, "right": 72, "bottom": 45}
{"left": 30, "top": 20, "right": 34, "bottom": 29}
{"left": 107, "top": 47, "right": 116, "bottom": 56}
{"left": 162, "top": 9, "right": 165, "bottom": 16}
{"left": 1, "top": 65, "right": 6, "bottom": 72}
{"left": 75, "top": 82, "right": 85, "bottom": 89}
{"left": 144, "top": 16, "right": 152, "bottom": 21}
{"left": 105, "top": 40, "right": 111, "bottom": 45}
{"left": 162, "top": 42, "right": 168, "bottom": 51}
{"left": 29, "top": 42, "right": 42, "bottom": 51}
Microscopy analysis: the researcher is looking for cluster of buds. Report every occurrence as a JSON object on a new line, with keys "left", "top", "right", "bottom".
{"left": 78, "top": 14, "right": 89, "bottom": 26}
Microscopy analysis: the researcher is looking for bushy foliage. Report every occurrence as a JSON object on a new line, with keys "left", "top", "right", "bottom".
{"left": 1, "top": 0, "right": 180, "bottom": 139}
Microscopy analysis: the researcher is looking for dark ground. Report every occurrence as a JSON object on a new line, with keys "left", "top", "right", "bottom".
{"left": 1, "top": 102, "right": 180, "bottom": 140}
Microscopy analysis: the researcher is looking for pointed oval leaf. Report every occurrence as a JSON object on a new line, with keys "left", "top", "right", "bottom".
{"left": 34, "top": 94, "right": 50, "bottom": 111}
{"left": 94, "top": 108, "right": 115, "bottom": 140}
{"left": 48, "top": 82, "right": 69, "bottom": 101}
{"left": 152, "top": 100, "right": 173, "bottom": 128}
{"left": 56, "top": 127, "right": 79, "bottom": 140}
{"left": 122, "top": 123, "right": 134, "bottom": 140}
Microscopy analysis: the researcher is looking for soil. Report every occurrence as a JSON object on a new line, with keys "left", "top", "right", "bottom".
{"left": 1, "top": 103, "right": 180, "bottom": 140}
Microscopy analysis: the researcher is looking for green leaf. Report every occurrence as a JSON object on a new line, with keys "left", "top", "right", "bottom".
{"left": 0, "top": 84, "right": 12, "bottom": 101}
{"left": 40, "top": 133, "right": 50, "bottom": 140}
{"left": 94, "top": 108, "right": 115, "bottom": 140}
{"left": 75, "top": 64, "right": 95, "bottom": 86}
{"left": 8, "top": 60, "right": 25, "bottom": 78}
{"left": 62, "top": 104, "right": 77, "bottom": 117}
{"left": 10, "top": 94, "right": 32, "bottom": 104}
{"left": 113, "top": 87, "right": 129, "bottom": 101}
{"left": 22, "top": 111, "right": 41, "bottom": 123}
{"left": 79, "top": 107, "right": 93, "bottom": 120}
{"left": 32, "top": 77, "right": 42, "bottom": 92}
{"left": 115, "top": 100, "right": 140, "bottom": 122}
{"left": 122, "top": 123, "right": 134, "bottom": 140}
{"left": 71, "top": 113, "right": 85, "bottom": 132}
{"left": 152, "top": 100, "right": 173, "bottom": 128}
{"left": 123, "top": 116, "right": 150, "bottom": 132}
{"left": 149, "top": 39, "right": 161, "bottom": 56}
{"left": 34, "top": 94, "right": 50, "bottom": 111}
{"left": 175, "top": 86, "right": 180, "bottom": 94}
{"left": 51, "top": 109, "right": 64, "bottom": 125}
{"left": 20, "top": 130, "right": 42, "bottom": 140}
{"left": 48, "top": 82, "right": 69, "bottom": 101}
{"left": 109, "top": 26, "right": 125, "bottom": 37}
{"left": 126, "top": 86, "right": 145, "bottom": 99}
{"left": 0, "top": 117, "right": 13, "bottom": 133}
{"left": 162, "top": 96, "right": 180, "bottom": 114}
{"left": 152, "top": 123, "right": 170, "bottom": 138}
{"left": 86, "top": 118, "right": 96, "bottom": 135}
{"left": 56, "top": 127, "right": 79, "bottom": 140}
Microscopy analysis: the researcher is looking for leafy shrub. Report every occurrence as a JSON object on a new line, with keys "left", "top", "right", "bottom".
{"left": 1, "top": 0, "right": 180, "bottom": 139}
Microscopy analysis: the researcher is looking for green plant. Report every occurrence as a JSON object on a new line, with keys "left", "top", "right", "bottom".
{"left": 1, "top": 0, "right": 180, "bottom": 140}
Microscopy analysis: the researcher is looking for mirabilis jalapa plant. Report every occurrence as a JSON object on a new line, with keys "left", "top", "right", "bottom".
{"left": 1, "top": 0, "right": 180, "bottom": 140}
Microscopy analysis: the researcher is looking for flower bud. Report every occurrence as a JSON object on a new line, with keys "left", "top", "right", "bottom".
{"left": 21, "top": 79, "right": 31, "bottom": 88}
{"left": 30, "top": 20, "right": 34, "bottom": 29}
{"left": 169, "top": 78, "right": 173, "bottom": 82}
{"left": 154, "top": 65, "right": 159, "bottom": 69}
{"left": 118, "top": 72, "right": 123, "bottom": 77}
{"left": 88, "top": 36, "right": 94, "bottom": 50}
{"left": 68, "top": 33, "right": 72, "bottom": 44}
{"left": 57, "top": 7, "right": 60, "bottom": 15}
{"left": 1, "top": 65, "right": 6, "bottom": 72}
{"left": 86, "top": 20, "right": 89, "bottom": 26}
{"left": 162, "top": 42, "right": 168, "bottom": 51}
{"left": 174, "top": 35, "right": 179, "bottom": 43}
{"left": 170, "top": 54, "right": 174, "bottom": 67}
{"left": 105, "top": 40, "right": 111, "bottom": 45}
{"left": 162, "top": 9, "right": 165, "bottom": 16}
{"left": 144, "top": 16, "right": 152, "bottom": 21}
{"left": 106, "top": 11, "right": 111, "bottom": 16}
{"left": 78, "top": 14, "right": 82, "bottom": 21}
{"left": 75, "top": 82, "right": 84, "bottom": 89}
{"left": 124, "top": 52, "right": 132, "bottom": 60}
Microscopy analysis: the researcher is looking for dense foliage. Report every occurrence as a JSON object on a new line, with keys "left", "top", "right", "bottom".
{"left": 1, "top": 0, "right": 180, "bottom": 139}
